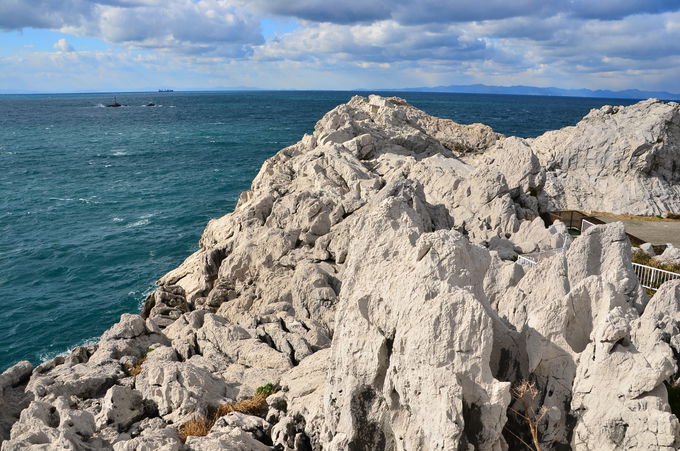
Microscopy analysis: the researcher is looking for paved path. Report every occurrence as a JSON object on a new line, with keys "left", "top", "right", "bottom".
{"left": 595, "top": 216, "right": 680, "bottom": 247}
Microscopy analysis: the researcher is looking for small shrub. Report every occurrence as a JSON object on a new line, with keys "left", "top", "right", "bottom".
{"left": 664, "top": 212, "right": 680, "bottom": 220}
{"left": 255, "top": 383, "right": 278, "bottom": 397}
{"left": 508, "top": 380, "right": 547, "bottom": 451}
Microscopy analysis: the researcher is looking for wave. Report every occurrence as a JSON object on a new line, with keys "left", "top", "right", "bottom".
{"left": 38, "top": 336, "right": 100, "bottom": 362}
{"left": 126, "top": 218, "right": 150, "bottom": 228}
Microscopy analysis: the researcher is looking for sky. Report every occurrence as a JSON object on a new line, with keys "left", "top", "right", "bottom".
{"left": 1, "top": 0, "right": 679, "bottom": 93}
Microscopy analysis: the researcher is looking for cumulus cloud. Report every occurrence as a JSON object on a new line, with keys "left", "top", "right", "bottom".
{"left": 245, "top": 0, "right": 680, "bottom": 25}
{"left": 53, "top": 38, "right": 74, "bottom": 52}
{"left": 1, "top": 0, "right": 263, "bottom": 56}
{"left": 1, "top": 0, "right": 680, "bottom": 92}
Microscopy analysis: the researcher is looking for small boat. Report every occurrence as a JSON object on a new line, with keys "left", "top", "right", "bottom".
{"left": 145, "top": 102, "right": 156, "bottom": 107}
{"left": 158, "top": 89, "right": 174, "bottom": 92}
{"left": 106, "top": 97, "right": 122, "bottom": 107}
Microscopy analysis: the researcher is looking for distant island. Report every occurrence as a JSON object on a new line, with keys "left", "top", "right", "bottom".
{"left": 375, "top": 83, "right": 680, "bottom": 100}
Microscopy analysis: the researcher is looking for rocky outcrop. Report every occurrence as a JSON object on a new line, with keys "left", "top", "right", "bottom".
{"left": 2, "top": 95, "right": 680, "bottom": 450}
{"left": 531, "top": 99, "right": 680, "bottom": 215}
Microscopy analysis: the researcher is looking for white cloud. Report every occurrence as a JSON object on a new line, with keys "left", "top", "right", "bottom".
{"left": 1, "top": 0, "right": 680, "bottom": 92}
{"left": 54, "top": 38, "right": 74, "bottom": 52}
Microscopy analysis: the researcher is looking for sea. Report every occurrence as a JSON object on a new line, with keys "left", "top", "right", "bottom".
{"left": 0, "top": 91, "right": 639, "bottom": 372}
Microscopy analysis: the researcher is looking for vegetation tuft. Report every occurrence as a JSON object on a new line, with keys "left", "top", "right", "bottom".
{"left": 176, "top": 383, "right": 280, "bottom": 442}
{"left": 506, "top": 380, "right": 547, "bottom": 451}
{"left": 123, "top": 348, "right": 154, "bottom": 377}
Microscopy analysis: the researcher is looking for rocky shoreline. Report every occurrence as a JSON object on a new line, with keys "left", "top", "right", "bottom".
{"left": 2, "top": 95, "right": 680, "bottom": 450}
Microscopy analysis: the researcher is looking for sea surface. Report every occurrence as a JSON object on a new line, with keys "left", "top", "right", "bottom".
{"left": 0, "top": 91, "right": 638, "bottom": 371}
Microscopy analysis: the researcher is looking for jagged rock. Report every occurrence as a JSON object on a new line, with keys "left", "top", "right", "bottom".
{"left": 497, "top": 223, "right": 678, "bottom": 449}
{"left": 2, "top": 397, "right": 111, "bottom": 450}
{"left": 640, "top": 242, "right": 656, "bottom": 256}
{"left": 95, "top": 385, "right": 146, "bottom": 432}
{"left": 272, "top": 350, "right": 329, "bottom": 449}
{"left": 655, "top": 246, "right": 680, "bottom": 266}
{"left": 0, "top": 361, "right": 33, "bottom": 441}
{"left": 186, "top": 423, "right": 271, "bottom": 451}
{"left": 320, "top": 183, "right": 511, "bottom": 450}
{"left": 112, "top": 417, "right": 182, "bottom": 451}
{"left": 532, "top": 99, "right": 680, "bottom": 215}
{"left": 134, "top": 358, "right": 230, "bottom": 424}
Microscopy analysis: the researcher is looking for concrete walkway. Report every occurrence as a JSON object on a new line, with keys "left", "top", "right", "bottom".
{"left": 595, "top": 215, "right": 680, "bottom": 247}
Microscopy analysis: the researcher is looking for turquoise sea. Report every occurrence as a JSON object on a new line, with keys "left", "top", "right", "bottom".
{"left": 0, "top": 91, "right": 638, "bottom": 371}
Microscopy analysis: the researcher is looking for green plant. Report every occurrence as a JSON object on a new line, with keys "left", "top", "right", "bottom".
{"left": 255, "top": 383, "right": 278, "bottom": 397}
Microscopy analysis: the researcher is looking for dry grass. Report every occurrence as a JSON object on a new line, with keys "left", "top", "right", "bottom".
{"left": 506, "top": 380, "right": 547, "bottom": 451}
{"left": 177, "top": 415, "right": 211, "bottom": 442}
{"left": 215, "top": 393, "right": 269, "bottom": 417}
{"left": 589, "top": 211, "right": 680, "bottom": 222}
{"left": 123, "top": 354, "right": 147, "bottom": 377}
{"left": 176, "top": 384, "right": 277, "bottom": 442}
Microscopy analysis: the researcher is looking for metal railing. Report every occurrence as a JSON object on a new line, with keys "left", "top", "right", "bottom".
{"left": 517, "top": 248, "right": 566, "bottom": 268}
{"left": 633, "top": 263, "right": 680, "bottom": 291}
{"left": 581, "top": 219, "right": 597, "bottom": 233}
{"left": 517, "top": 255, "right": 537, "bottom": 266}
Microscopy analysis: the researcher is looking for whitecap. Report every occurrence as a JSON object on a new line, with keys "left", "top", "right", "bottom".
{"left": 112, "top": 217, "right": 124, "bottom": 223}
{"left": 38, "top": 336, "right": 99, "bottom": 362}
{"left": 126, "top": 218, "right": 150, "bottom": 228}
{"left": 112, "top": 150, "right": 127, "bottom": 156}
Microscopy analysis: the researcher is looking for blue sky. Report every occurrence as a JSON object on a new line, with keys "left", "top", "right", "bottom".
{"left": 1, "top": 0, "right": 679, "bottom": 93}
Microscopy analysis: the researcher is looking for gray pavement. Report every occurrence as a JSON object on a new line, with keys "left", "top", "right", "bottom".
{"left": 595, "top": 216, "right": 680, "bottom": 247}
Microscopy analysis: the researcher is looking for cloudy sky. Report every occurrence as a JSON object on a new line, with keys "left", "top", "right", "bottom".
{"left": 1, "top": 0, "right": 679, "bottom": 93}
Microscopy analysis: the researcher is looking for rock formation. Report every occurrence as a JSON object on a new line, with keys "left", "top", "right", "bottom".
{"left": 2, "top": 95, "right": 680, "bottom": 450}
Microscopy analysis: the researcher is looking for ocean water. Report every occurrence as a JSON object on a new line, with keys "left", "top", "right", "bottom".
{"left": 0, "top": 91, "right": 638, "bottom": 371}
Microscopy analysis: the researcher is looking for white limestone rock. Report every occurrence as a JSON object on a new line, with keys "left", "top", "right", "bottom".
{"left": 531, "top": 99, "right": 680, "bottom": 215}
{"left": 95, "top": 385, "right": 146, "bottom": 432}
{"left": 654, "top": 246, "right": 680, "bottom": 266}
{"left": 320, "top": 183, "right": 511, "bottom": 450}
{"left": 134, "top": 359, "right": 230, "bottom": 424}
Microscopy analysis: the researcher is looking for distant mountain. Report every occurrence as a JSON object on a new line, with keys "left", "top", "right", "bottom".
{"left": 375, "top": 84, "right": 680, "bottom": 100}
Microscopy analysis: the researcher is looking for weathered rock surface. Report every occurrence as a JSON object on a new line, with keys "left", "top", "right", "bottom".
{"left": 3, "top": 96, "right": 680, "bottom": 450}
{"left": 532, "top": 99, "right": 680, "bottom": 215}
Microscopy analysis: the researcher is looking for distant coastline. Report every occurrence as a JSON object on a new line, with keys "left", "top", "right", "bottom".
{"left": 374, "top": 83, "right": 680, "bottom": 101}
{"left": 2, "top": 84, "right": 680, "bottom": 101}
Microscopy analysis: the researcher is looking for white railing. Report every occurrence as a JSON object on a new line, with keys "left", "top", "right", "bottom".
{"left": 633, "top": 263, "right": 680, "bottom": 291}
{"left": 517, "top": 247, "right": 566, "bottom": 268}
{"left": 517, "top": 255, "right": 537, "bottom": 266}
{"left": 581, "top": 219, "right": 597, "bottom": 233}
